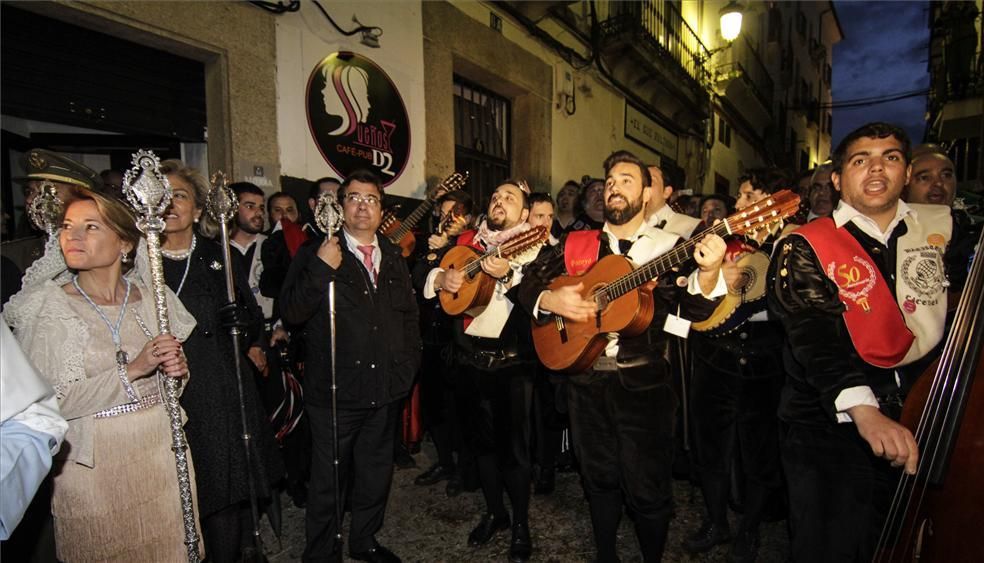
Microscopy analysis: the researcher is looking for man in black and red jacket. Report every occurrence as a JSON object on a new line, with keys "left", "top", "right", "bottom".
{"left": 767, "top": 122, "right": 966, "bottom": 562}
{"left": 516, "top": 150, "right": 727, "bottom": 562}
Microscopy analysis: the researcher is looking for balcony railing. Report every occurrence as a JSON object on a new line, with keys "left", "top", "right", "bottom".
{"left": 730, "top": 36, "right": 774, "bottom": 110}
{"left": 598, "top": 0, "right": 711, "bottom": 88}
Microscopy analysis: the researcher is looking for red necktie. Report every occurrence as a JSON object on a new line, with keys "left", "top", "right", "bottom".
{"left": 357, "top": 245, "right": 376, "bottom": 285}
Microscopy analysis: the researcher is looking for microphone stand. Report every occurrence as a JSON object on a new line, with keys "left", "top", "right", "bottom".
{"left": 314, "top": 192, "right": 345, "bottom": 556}
{"left": 206, "top": 171, "right": 267, "bottom": 562}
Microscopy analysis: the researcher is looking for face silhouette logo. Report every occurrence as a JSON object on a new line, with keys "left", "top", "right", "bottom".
{"left": 306, "top": 52, "right": 410, "bottom": 186}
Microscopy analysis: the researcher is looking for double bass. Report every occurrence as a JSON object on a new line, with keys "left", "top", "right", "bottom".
{"left": 875, "top": 229, "right": 983, "bottom": 562}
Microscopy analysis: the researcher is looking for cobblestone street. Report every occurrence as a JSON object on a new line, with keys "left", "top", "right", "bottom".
{"left": 260, "top": 441, "right": 789, "bottom": 562}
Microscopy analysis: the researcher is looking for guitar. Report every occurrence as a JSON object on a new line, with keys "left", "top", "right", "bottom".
{"left": 532, "top": 190, "right": 801, "bottom": 373}
{"left": 379, "top": 172, "right": 469, "bottom": 257}
{"left": 439, "top": 225, "right": 550, "bottom": 316}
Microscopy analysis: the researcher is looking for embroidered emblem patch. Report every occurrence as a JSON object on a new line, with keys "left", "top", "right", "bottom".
{"left": 826, "top": 257, "right": 876, "bottom": 312}
{"left": 901, "top": 253, "right": 943, "bottom": 298}
{"left": 926, "top": 233, "right": 945, "bottom": 248}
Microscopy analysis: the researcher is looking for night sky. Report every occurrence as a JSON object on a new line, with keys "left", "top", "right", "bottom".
{"left": 831, "top": 0, "right": 931, "bottom": 147}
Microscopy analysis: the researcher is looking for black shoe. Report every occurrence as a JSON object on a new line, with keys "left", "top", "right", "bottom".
{"left": 350, "top": 543, "right": 401, "bottom": 563}
{"left": 509, "top": 522, "right": 532, "bottom": 562}
{"left": 468, "top": 513, "right": 510, "bottom": 546}
{"left": 682, "top": 521, "right": 731, "bottom": 554}
{"left": 731, "top": 527, "right": 760, "bottom": 563}
{"left": 533, "top": 467, "right": 555, "bottom": 495}
{"left": 394, "top": 449, "right": 417, "bottom": 470}
{"left": 414, "top": 463, "right": 455, "bottom": 486}
{"left": 445, "top": 474, "right": 463, "bottom": 497}
{"left": 288, "top": 482, "right": 308, "bottom": 508}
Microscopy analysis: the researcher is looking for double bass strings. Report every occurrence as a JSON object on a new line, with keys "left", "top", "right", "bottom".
{"left": 874, "top": 230, "right": 984, "bottom": 561}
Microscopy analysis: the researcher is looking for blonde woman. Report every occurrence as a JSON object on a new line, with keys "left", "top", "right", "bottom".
{"left": 3, "top": 187, "right": 201, "bottom": 561}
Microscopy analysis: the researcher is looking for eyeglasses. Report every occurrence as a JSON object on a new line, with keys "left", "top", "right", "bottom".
{"left": 343, "top": 193, "right": 381, "bottom": 207}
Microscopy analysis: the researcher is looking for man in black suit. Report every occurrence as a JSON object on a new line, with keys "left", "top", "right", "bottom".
{"left": 516, "top": 150, "right": 727, "bottom": 561}
{"left": 280, "top": 169, "right": 421, "bottom": 563}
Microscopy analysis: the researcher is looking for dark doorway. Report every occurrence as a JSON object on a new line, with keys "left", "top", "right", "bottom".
{"left": 1, "top": 4, "right": 206, "bottom": 236}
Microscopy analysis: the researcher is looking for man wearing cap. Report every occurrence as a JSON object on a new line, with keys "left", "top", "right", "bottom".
{"left": 3, "top": 149, "right": 100, "bottom": 273}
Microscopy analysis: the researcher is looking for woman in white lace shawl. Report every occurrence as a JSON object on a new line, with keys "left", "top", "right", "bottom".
{"left": 2, "top": 186, "right": 203, "bottom": 562}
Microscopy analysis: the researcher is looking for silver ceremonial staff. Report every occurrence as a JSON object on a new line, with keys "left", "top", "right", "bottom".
{"left": 314, "top": 191, "right": 345, "bottom": 551}
{"left": 206, "top": 171, "right": 266, "bottom": 560}
{"left": 122, "top": 150, "right": 201, "bottom": 563}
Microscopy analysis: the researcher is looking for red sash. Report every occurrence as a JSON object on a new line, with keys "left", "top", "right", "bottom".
{"left": 455, "top": 229, "right": 484, "bottom": 252}
{"left": 793, "top": 218, "right": 914, "bottom": 368}
{"left": 564, "top": 230, "right": 602, "bottom": 275}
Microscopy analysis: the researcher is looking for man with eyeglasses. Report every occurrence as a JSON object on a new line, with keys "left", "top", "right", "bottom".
{"left": 281, "top": 169, "right": 421, "bottom": 563}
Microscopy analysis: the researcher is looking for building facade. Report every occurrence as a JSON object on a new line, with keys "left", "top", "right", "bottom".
{"left": 1, "top": 0, "right": 842, "bottom": 227}
{"left": 924, "top": 0, "right": 982, "bottom": 192}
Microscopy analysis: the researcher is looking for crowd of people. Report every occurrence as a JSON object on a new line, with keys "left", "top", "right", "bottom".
{"left": 0, "top": 120, "right": 979, "bottom": 563}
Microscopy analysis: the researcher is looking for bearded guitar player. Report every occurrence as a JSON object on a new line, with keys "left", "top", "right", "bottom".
{"left": 417, "top": 179, "right": 546, "bottom": 563}
{"left": 515, "top": 150, "right": 728, "bottom": 562}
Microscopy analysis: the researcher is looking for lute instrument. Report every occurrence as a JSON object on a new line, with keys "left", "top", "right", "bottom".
{"left": 379, "top": 171, "right": 468, "bottom": 257}
{"left": 439, "top": 225, "right": 549, "bottom": 316}
{"left": 533, "top": 190, "right": 800, "bottom": 373}
{"left": 691, "top": 237, "right": 773, "bottom": 336}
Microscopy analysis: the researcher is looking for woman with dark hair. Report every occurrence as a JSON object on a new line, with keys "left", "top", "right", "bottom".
{"left": 159, "top": 159, "right": 283, "bottom": 561}
{"left": 3, "top": 187, "right": 202, "bottom": 561}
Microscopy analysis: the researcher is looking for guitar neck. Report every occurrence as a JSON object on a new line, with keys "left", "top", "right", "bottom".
{"left": 605, "top": 222, "right": 730, "bottom": 300}
{"left": 461, "top": 227, "right": 546, "bottom": 276}
{"left": 390, "top": 198, "right": 435, "bottom": 242}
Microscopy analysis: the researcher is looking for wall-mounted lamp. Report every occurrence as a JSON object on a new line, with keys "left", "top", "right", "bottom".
{"left": 702, "top": 1, "right": 744, "bottom": 62}
{"left": 719, "top": 1, "right": 743, "bottom": 42}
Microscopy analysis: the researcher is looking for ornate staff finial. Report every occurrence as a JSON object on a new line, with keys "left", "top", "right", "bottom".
{"left": 315, "top": 191, "right": 344, "bottom": 235}
{"left": 206, "top": 171, "right": 238, "bottom": 224}
{"left": 27, "top": 180, "right": 64, "bottom": 236}
{"left": 122, "top": 150, "right": 172, "bottom": 235}
{"left": 120, "top": 148, "right": 201, "bottom": 562}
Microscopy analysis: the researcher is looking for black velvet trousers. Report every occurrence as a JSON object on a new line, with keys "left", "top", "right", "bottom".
{"left": 303, "top": 402, "right": 397, "bottom": 561}
{"left": 690, "top": 337, "right": 783, "bottom": 531}
{"left": 457, "top": 363, "right": 533, "bottom": 524}
{"left": 782, "top": 422, "right": 895, "bottom": 563}
{"left": 568, "top": 370, "right": 677, "bottom": 562}
{"left": 419, "top": 344, "right": 458, "bottom": 468}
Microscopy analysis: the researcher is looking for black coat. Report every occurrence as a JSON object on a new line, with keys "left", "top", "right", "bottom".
{"left": 279, "top": 234, "right": 422, "bottom": 409}
{"left": 164, "top": 238, "right": 284, "bottom": 517}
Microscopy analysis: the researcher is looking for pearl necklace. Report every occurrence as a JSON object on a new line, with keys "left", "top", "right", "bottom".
{"left": 163, "top": 234, "right": 197, "bottom": 296}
